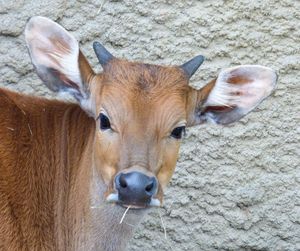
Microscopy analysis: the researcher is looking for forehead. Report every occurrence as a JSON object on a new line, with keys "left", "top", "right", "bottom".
{"left": 95, "top": 60, "right": 190, "bottom": 132}
{"left": 99, "top": 59, "right": 189, "bottom": 108}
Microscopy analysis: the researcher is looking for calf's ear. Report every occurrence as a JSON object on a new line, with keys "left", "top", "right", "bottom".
{"left": 25, "top": 16, "right": 95, "bottom": 115}
{"left": 187, "top": 65, "right": 277, "bottom": 126}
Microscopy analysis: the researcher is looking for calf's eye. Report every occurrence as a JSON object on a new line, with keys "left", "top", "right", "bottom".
{"left": 170, "top": 126, "right": 186, "bottom": 139}
{"left": 99, "top": 113, "right": 111, "bottom": 130}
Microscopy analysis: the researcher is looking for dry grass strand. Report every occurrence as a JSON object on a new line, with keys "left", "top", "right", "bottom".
{"left": 119, "top": 205, "right": 131, "bottom": 224}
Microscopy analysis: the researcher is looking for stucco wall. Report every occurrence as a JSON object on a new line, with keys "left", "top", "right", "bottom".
{"left": 0, "top": 0, "right": 299, "bottom": 250}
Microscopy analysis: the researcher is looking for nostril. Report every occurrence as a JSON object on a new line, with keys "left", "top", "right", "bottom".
{"left": 145, "top": 177, "right": 157, "bottom": 195}
{"left": 145, "top": 182, "right": 154, "bottom": 192}
{"left": 119, "top": 174, "right": 127, "bottom": 189}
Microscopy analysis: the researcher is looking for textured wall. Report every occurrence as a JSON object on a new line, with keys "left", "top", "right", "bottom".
{"left": 0, "top": 0, "right": 299, "bottom": 250}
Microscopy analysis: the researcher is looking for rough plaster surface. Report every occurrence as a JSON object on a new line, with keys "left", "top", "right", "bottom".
{"left": 0, "top": 0, "right": 299, "bottom": 250}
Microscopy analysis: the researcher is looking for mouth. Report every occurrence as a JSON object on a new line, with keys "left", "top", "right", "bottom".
{"left": 106, "top": 193, "right": 161, "bottom": 209}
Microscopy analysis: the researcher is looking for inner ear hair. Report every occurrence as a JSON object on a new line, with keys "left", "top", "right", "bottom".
{"left": 188, "top": 65, "right": 277, "bottom": 126}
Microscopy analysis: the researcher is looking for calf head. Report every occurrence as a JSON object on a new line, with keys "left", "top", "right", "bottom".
{"left": 25, "top": 16, "right": 277, "bottom": 208}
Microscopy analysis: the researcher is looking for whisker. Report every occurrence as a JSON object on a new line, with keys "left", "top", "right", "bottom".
{"left": 90, "top": 202, "right": 113, "bottom": 210}
{"left": 97, "top": 0, "right": 107, "bottom": 14}
{"left": 27, "top": 123, "right": 33, "bottom": 135}
{"left": 158, "top": 208, "right": 174, "bottom": 251}
{"left": 119, "top": 205, "right": 131, "bottom": 224}
{"left": 159, "top": 210, "right": 167, "bottom": 239}
{"left": 124, "top": 221, "right": 135, "bottom": 228}
{"left": 90, "top": 206, "right": 104, "bottom": 209}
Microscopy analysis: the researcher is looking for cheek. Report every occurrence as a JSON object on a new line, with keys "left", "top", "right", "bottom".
{"left": 157, "top": 140, "right": 181, "bottom": 188}
{"left": 94, "top": 131, "right": 120, "bottom": 185}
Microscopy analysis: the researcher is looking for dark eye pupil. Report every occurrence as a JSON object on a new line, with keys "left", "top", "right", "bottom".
{"left": 99, "top": 113, "right": 111, "bottom": 130}
{"left": 171, "top": 126, "right": 185, "bottom": 139}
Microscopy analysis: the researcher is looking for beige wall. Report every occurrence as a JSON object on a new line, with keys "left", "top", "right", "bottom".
{"left": 0, "top": 0, "right": 299, "bottom": 250}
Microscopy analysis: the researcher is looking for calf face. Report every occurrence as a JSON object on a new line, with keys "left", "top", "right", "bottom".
{"left": 25, "top": 16, "right": 277, "bottom": 208}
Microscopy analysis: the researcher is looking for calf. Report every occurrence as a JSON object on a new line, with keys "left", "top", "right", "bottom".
{"left": 0, "top": 16, "right": 277, "bottom": 251}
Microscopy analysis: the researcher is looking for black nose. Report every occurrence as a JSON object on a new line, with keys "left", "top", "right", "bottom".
{"left": 115, "top": 172, "right": 158, "bottom": 206}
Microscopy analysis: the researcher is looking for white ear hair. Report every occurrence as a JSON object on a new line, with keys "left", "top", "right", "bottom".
{"left": 199, "top": 65, "right": 277, "bottom": 124}
{"left": 205, "top": 65, "right": 277, "bottom": 109}
{"left": 25, "top": 16, "right": 85, "bottom": 98}
{"left": 25, "top": 16, "right": 96, "bottom": 116}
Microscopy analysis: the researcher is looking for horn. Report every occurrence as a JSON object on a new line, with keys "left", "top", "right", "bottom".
{"left": 180, "top": 55, "right": 205, "bottom": 78}
{"left": 93, "top": 41, "right": 114, "bottom": 67}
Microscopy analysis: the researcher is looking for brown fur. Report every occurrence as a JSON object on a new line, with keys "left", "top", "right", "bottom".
{"left": 0, "top": 56, "right": 275, "bottom": 250}
{"left": 91, "top": 60, "right": 191, "bottom": 194}
{"left": 0, "top": 88, "right": 94, "bottom": 250}
{"left": 0, "top": 62, "right": 199, "bottom": 251}
{"left": 0, "top": 14, "right": 277, "bottom": 250}
{"left": 1, "top": 17, "right": 276, "bottom": 250}
{"left": 227, "top": 70, "right": 253, "bottom": 85}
